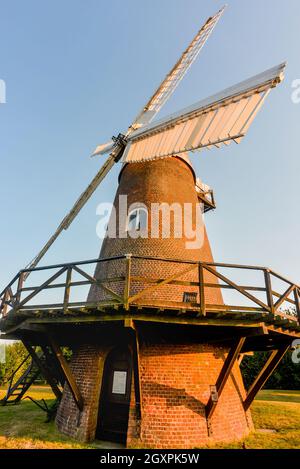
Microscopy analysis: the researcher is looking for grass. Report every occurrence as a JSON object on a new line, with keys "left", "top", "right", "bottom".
{"left": 0, "top": 386, "right": 107, "bottom": 449}
{"left": 0, "top": 386, "right": 300, "bottom": 449}
{"left": 207, "top": 390, "right": 300, "bottom": 449}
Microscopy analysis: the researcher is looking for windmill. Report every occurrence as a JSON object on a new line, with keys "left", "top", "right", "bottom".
{"left": 1, "top": 5, "right": 299, "bottom": 449}
{"left": 24, "top": 5, "right": 285, "bottom": 274}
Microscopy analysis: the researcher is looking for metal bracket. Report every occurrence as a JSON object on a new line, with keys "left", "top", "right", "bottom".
{"left": 112, "top": 133, "right": 127, "bottom": 162}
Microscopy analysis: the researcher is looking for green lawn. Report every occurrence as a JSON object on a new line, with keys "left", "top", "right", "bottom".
{"left": 0, "top": 386, "right": 300, "bottom": 449}
{"left": 207, "top": 389, "right": 300, "bottom": 449}
{"left": 0, "top": 386, "right": 107, "bottom": 449}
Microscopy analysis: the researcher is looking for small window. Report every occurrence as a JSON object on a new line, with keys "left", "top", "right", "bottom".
{"left": 183, "top": 292, "right": 198, "bottom": 303}
{"left": 127, "top": 207, "right": 148, "bottom": 232}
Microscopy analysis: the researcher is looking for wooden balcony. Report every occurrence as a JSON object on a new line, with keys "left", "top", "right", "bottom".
{"left": 0, "top": 255, "right": 299, "bottom": 337}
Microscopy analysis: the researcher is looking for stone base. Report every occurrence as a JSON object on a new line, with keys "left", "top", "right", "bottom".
{"left": 56, "top": 339, "right": 253, "bottom": 448}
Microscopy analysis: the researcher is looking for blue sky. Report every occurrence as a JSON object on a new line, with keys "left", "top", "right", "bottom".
{"left": 0, "top": 0, "right": 299, "bottom": 293}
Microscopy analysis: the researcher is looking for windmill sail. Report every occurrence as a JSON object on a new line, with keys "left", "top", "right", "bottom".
{"left": 122, "top": 63, "right": 286, "bottom": 163}
{"left": 92, "top": 6, "right": 227, "bottom": 158}
{"left": 130, "top": 6, "right": 226, "bottom": 130}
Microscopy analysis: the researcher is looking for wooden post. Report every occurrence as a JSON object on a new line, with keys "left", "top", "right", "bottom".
{"left": 63, "top": 267, "right": 73, "bottom": 313}
{"left": 132, "top": 326, "right": 142, "bottom": 421}
{"left": 0, "top": 290, "right": 9, "bottom": 317}
{"left": 206, "top": 336, "right": 246, "bottom": 421}
{"left": 243, "top": 344, "right": 290, "bottom": 411}
{"left": 198, "top": 263, "right": 206, "bottom": 316}
{"left": 124, "top": 320, "right": 142, "bottom": 422}
{"left": 294, "top": 288, "right": 300, "bottom": 323}
{"left": 124, "top": 254, "right": 132, "bottom": 310}
{"left": 264, "top": 269, "right": 274, "bottom": 315}
{"left": 15, "top": 272, "right": 25, "bottom": 308}
{"left": 47, "top": 334, "right": 83, "bottom": 411}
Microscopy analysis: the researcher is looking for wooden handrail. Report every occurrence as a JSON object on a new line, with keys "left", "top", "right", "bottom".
{"left": 0, "top": 255, "right": 299, "bottom": 323}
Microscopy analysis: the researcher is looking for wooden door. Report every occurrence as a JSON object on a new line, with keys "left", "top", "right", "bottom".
{"left": 96, "top": 347, "right": 132, "bottom": 443}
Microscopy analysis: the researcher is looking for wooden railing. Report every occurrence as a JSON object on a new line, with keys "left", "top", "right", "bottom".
{"left": 0, "top": 255, "right": 299, "bottom": 323}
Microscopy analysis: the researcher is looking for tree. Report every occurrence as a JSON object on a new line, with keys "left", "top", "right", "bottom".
{"left": 0, "top": 341, "right": 29, "bottom": 386}
{"left": 241, "top": 350, "right": 300, "bottom": 390}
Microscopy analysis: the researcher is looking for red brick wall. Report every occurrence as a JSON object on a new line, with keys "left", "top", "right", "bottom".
{"left": 56, "top": 344, "right": 107, "bottom": 441}
{"left": 127, "top": 342, "right": 253, "bottom": 449}
{"left": 56, "top": 340, "right": 252, "bottom": 448}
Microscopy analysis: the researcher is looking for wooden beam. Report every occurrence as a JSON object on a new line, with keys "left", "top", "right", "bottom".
{"left": 18, "top": 267, "right": 67, "bottom": 310}
{"left": 130, "top": 277, "right": 266, "bottom": 292}
{"left": 21, "top": 277, "right": 124, "bottom": 292}
{"left": 132, "top": 323, "right": 142, "bottom": 421}
{"left": 73, "top": 265, "right": 123, "bottom": 303}
{"left": 21, "top": 314, "right": 269, "bottom": 329}
{"left": 128, "top": 263, "right": 197, "bottom": 304}
{"left": 0, "top": 290, "right": 9, "bottom": 316}
{"left": 124, "top": 320, "right": 142, "bottom": 423}
{"left": 63, "top": 267, "right": 73, "bottom": 312}
{"left": 267, "top": 324, "right": 299, "bottom": 336}
{"left": 264, "top": 270, "right": 274, "bottom": 314}
{"left": 22, "top": 340, "right": 62, "bottom": 400}
{"left": 15, "top": 272, "right": 25, "bottom": 305}
{"left": 243, "top": 344, "right": 290, "bottom": 410}
{"left": 294, "top": 288, "right": 300, "bottom": 323}
{"left": 206, "top": 337, "right": 246, "bottom": 420}
{"left": 198, "top": 264, "right": 205, "bottom": 316}
{"left": 274, "top": 285, "right": 295, "bottom": 312}
{"left": 47, "top": 334, "right": 83, "bottom": 411}
{"left": 132, "top": 329, "right": 142, "bottom": 420}
{"left": 203, "top": 265, "right": 270, "bottom": 312}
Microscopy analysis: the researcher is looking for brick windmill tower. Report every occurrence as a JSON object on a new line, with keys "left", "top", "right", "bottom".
{"left": 1, "top": 6, "right": 299, "bottom": 449}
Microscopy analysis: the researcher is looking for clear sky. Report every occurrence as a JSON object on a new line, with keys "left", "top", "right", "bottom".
{"left": 0, "top": 0, "right": 299, "bottom": 294}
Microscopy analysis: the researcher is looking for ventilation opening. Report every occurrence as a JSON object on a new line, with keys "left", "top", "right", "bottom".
{"left": 183, "top": 292, "right": 198, "bottom": 303}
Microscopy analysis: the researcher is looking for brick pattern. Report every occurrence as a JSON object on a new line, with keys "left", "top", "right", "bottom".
{"left": 56, "top": 340, "right": 252, "bottom": 447}
{"left": 88, "top": 157, "right": 223, "bottom": 306}
{"left": 56, "top": 344, "right": 107, "bottom": 441}
{"left": 127, "top": 342, "right": 253, "bottom": 449}
{"left": 57, "top": 157, "right": 252, "bottom": 447}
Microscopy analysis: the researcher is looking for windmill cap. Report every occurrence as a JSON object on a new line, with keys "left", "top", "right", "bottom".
{"left": 119, "top": 153, "right": 196, "bottom": 182}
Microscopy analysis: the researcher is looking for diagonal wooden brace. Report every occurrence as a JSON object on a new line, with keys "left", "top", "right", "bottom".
{"left": 47, "top": 335, "right": 83, "bottom": 411}
{"left": 124, "top": 319, "right": 142, "bottom": 421}
{"left": 206, "top": 336, "right": 246, "bottom": 421}
{"left": 243, "top": 344, "right": 290, "bottom": 410}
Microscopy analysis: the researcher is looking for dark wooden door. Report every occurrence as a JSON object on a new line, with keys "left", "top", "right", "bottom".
{"left": 96, "top": 347, "right": 132, "bottom": 443}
